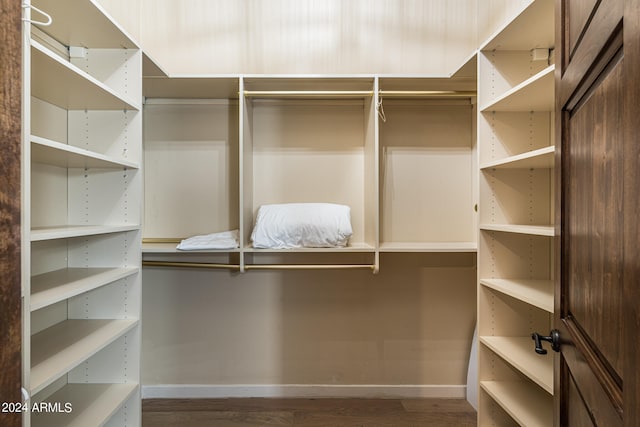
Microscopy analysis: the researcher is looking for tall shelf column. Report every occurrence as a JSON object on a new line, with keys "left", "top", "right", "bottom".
{"left": 476, "top": 0, "right": 556, "bottom": 425}
{"left": 23, "top": 0, "right": 143, "bottom": 425}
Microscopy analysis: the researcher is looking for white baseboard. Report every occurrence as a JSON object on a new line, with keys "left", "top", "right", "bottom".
{"left": 142, "top": 384, "right": 467, "bottom": 400}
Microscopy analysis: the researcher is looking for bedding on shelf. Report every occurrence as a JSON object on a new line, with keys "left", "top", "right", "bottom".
{"left": 177, "top": 229, "right": 239, "bottom": 250}
{"left": 251, "top": 203, "right": 353, "bottom": 249}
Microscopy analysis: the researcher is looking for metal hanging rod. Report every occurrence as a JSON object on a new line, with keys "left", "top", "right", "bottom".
{"left": 142, "top": 238, "right": 182, "bottom": 244}
{"left": 243, "top": 90, "right": 474, "bottom": 99}
{"left": 244, "top": 264, "right": 376, "bottom": 271}
{"left": 142, "top": 260, "right": 376, "bottom": 272}
{"left": 142, "top": 260, "right": 241, "bottom": 270}
{"left": 378, "top": 90, "right": 476, "bottom": 98}
{"left": 243, "top": 90, "right": 373, "bottom": 98}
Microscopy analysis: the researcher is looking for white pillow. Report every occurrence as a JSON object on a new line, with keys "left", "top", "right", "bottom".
{"left": 251, "top": 203, "right": 353, "bottom": 249}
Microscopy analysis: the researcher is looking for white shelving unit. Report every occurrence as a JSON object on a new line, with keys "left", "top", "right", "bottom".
{"left": 477, "top": 0, "right": 555, "bottom": 425}
{"left": 141, "top": 70, "right": 478, "bottom": 272}
{"left": 481, "top": 145, "right": 554, "bottom": 170}
{"left": 31, "top": 268, "right": 139, "bottom": 311}
{"left": 30, "top": 319, "right": 139, "bottom": 395}
{"left": 30, "top": 40, "right": 139, "bottom": 111}
{"left": 479, "top": 65, "right": 554, "bottom": 112}
{"left": 142, "top": 74, "right": 240, "bottom": 262}
{"left": 23, "top": 0, "right": 142, "bottom": 425}
{"left": 378, "top": 74, "right": 477, "bottom": 254}
{"left": 378, "top": 242, "right": 478, "bottom": 253}
{"left": 241, "top": 77, "right": 378, "bottom": 255}
{"left": 138, "top": 61, "right": 479, "bottom": 400}
{"left": 479, "top": 336, "right": 553, "bottom": 394}
{"left": 479, "top": 278, "right": 553, "bottom": 313}
{"left": 479, "top": 224, "right": 554, "bottom": 236}
{"left": 30, "top": 225, "right": 141, "bottom": 242}
{"left": 31, "top": 135, "right": 139, "bottom": 169}
{"left": 480, "top": 381, "right": 553, "bottom": 427}
{"left": 32, "top": 383, "right": 139, "bottom": 427}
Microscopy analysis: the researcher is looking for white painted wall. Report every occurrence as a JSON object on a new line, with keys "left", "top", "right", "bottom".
{"left": 142, "top": 254, "right": 477, "bottom": 392}
{"left": 139, "top": 0, "right": 478, "bottom": 75}
{"left": 477, "top": 0, "right": 533, "bottom": 44}
{"left": 97, "top": 0, "right": 531, "bottom": 75}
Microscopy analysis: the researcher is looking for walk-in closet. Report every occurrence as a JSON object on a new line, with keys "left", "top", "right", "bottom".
{"left": 12, "top": 0, "right": 563, "bottom": 425}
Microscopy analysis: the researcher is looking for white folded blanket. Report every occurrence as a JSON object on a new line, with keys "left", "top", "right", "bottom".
{"left": 176, "top": 229, "right": 239, "bottom": 250}
{"left": 251, "top": 203, "right": 353, "bottom": 249}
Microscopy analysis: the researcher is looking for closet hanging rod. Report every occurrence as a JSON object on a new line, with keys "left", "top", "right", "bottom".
{"left": 244, "top": 264, "right": 376, "bottom": 271}
{"left": 143, "top": 238, "right": 182, "bottom": 243}
{"left": 243, "top": 90, "right": 373, "bottom": 98}
{"left": 378, "top": 90, "right": 476, "bottom": 98}
{"left": 142, "top": 261, "right": 375, "bottom": 272}
{"left": 142, "top": 260, "right": 241, "bottom": 270}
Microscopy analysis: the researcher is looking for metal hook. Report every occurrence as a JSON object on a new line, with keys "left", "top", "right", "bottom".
{"left": 377, "top": 96, "right": 387, "bottom": 123}
{"left": 22, "top": 3, "right": 53, "bottom": 26}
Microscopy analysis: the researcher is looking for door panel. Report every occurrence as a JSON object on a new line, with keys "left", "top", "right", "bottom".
{"left": 567, "top": 371, "right": 595, "bottom": 427}
{"left": 559, "top": 0, "right": 623, "bottom": 108}
{"left": 568, "top": 0, "right": 599, "bottom": 56}
{"left": 566, "top": 50, "right": 624, "bottom": 380}
{"left": 560, "top": 319, "right": 622, "bottom": 426}
{"left": 557, "top": 0, "right": 639, "bottom": 425}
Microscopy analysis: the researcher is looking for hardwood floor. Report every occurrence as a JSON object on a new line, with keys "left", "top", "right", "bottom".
{"left": 142, "top": 398, "right": 477, "bottom": 426}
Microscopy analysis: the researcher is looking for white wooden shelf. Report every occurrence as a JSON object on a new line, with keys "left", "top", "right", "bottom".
{"left": 31, "top": 267, "right": 139, "bottom": 312}
{"left": 481, "top": 0, "right": 555, "bottom": 51}
{"left": 481, "top": 380, "right": 553, "bottom": 427}
{"left": 141, "top": 242, "right": 240, "bottom": 253}
{"left": 481, "top": 146, "right": 555, "bottom": 170}
{"left": 374, "top": 73, "right": 477, "bottom": 94}
{"left": 31, "top": 41, "right": 140, "bottom": 111}
{"left": 30, "top": 319, "right": 138, "bottom": 395}
{"left": 32, "top": 383, "right": 138, "bottom": 427}
{"left": 480, "top": 336, "right": 554, "bottom": 394}
{"left": 379, "top": 242, "right": 477, "bottom": 253}
{"left": 242, "top": 76, "right": 374, "bottom": 92}
{"left": 143, "top": 76, "right": 238, "bottom": 98}
{"left": 30, "top": 225, "right": 140, "bottom": 242}
{"left": 31, "top": 0, "right": 138, "bottom": 49}
{"left": 142, "top": 52, "right": 169, "bottom": 78}
{"left": 480, "top": 278, "right": 554, "bottom": 313}
{"left": 31, "top": 136, "right": 139, "bottom": 169}
{"left": 480, "top": 65, "right": 554, "bottom": 112}
{"left": 480, "top": 224, "right": 554, "bottom": 237}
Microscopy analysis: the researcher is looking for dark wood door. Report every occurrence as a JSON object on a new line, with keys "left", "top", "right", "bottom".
{"left": 556, "top": 0, "right": 640, "bottom": 425}
{"left": 0, "top": 0, "right": 23, "bottom": 426}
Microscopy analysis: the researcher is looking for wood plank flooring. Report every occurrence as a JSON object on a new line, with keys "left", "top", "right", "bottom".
{"left": 142, "top": 398, "right": 477, "bottom": 426}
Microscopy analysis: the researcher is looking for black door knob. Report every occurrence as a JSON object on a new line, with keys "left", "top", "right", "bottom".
{"left": 531, "top": 329, "right": 560, "bottom": 354}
